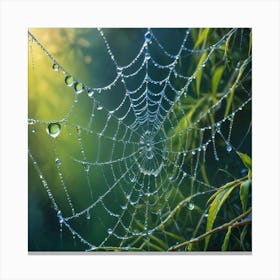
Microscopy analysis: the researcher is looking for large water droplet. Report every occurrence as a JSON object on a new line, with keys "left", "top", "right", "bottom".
{"left": 74, "top": 82, "right": 84, "bottom": 94}
{"left": 226, "top": 144, "right": 232, "bottom": 152}
{"left": 107, "top": 228, "right": 113, "bottom": 235}
{"left": 187, "top": 201, "right": 195, "bottom": 211}
{"left": 52, "top": 63, "right": 59, "bottom": 71}
{"left": 65, "top": 75, "right": 74, "bottom": 87}
{"left": 47, "top": 122, "right": 61, "bottom": 138}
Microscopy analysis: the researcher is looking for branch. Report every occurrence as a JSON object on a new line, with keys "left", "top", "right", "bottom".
{"left": 168, "top": 208, "right": 252, "bottom": 251}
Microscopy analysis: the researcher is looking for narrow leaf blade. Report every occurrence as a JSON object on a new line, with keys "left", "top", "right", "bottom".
{"left": 240, "top": 179, "right": 251, "bottom": 212}
{"left": 221, "top": 226, "right": 232, "bottom": 251}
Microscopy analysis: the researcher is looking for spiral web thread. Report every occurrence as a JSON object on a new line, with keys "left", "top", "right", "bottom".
{"left": 28, "top": 28, "right": 251, "bottom": 251}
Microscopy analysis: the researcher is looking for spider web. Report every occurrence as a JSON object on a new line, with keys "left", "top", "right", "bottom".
{"left": 28, "top": 28, "right": 251, "bottom": 251}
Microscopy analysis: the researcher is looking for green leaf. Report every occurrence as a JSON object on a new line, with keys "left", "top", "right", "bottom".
{"left": 240, "top": 179, "right": 251, "bottom": 212}
{"left": 240, "top": 225, "right": 248, "bottom": 250}
{"left": 204, "top": 186, "right": 236, "bottom": 250}
{"left": 221, "top": 226, "right": 232, "bottom": 251}
{"left": 194, "top": 28, "right": 210, "bottom": 49}
{"left": 237, "top": 152, "right": 252, "bottom": 170}
{"left": 224, "top": 56, "right": 251, "bottom": 117}
{"left": 207, "top": 180, "right": 240, "bottom": 204}
{"left": 211, "top": 66, "right": 224, "bottom": 104}
{"left": 196, "top": 52, "right": 207, "bottom": 96}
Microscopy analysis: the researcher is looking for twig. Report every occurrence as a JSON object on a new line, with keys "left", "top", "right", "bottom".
{"left": 168, "top": 208, "right": 252, "bottom": 251}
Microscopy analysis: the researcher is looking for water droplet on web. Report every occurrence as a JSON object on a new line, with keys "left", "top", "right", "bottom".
{"left": 117, "top": 66, "right": 122, "bottom": 74}
{"left": 146, "top": 150, "right": 153, "bottom": 159}
{"left": 145, "top": 52, "right": 151, "bottom": 60}
{"left": 129, "top": 173, "right": 136, "bottom": 182}
{"left": 83, "top": 163, "right": 90, "bottom": 172}
{"left": 47, "top": 122, "right": 61, "bottom": 138}
{"left": 215, "top": 122, "right": 221, "bottom": 132}
{"left": 204, "top": 213, "right": 209, "bottom": 218}
{"left": 86, "top": 210, "right": 90, "bottom": 220}
{"left": 74, "top": 82, "right": 84, "bottom": 94}
{"left": 107, "top": 228, "right": 113, "bottom": 235}
{"left": 202, "top": 145, "right": 207, "bottom": 151}
{"left": 226, "top": 144, "right": 232, "bottom": 152}
{"left": 32, "top": 128, "right": 36, "bottom": 133}
{"left": 28, "top": 119, "right": 36, "bottom": 125}
{"left": 87, "top": 90, "right": 94, "bottom": 98}
{"left": 96, "top": 104, "right": 103, "bottom": 111}
{"left": 191, "top": 150, "right": 196, "bottom": 155}
{"left": 187, "top": 201, "right": 195, "bottom": 210}
{"left": 57, "top": 210, "right": 63, "bottom": 224}
{"left": 65, "top": 75, "right": 74, "bottom": 87}
{"left": 121, "top": 204, "right": 127, "bottom": 210}
{"left": 52, "top": 63, "right": 59, "bottom": 71}
{"left": 144, "top": 31, "right": 152, "bottom": 43}
{"left": 55, "top": 157, "right": 62, "bottom": 166}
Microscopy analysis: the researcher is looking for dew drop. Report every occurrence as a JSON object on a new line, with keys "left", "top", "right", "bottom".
{"left": 87, "top": 90, "right": 94, "bottom": 98}
{"left": 47, "top": 122, "right": 61, "bottom": 138}
{"left": 129, "top": 173, "right": 136, "bottom": 182}
{"left": 97, "top": 104, "right": 103, "bottom": 111}
{"left": 55, "top": 157, "right": 62, "bottom": 166}
{"left": 215, "top": 122, "right": 221, "bottom": 132}
{"left": 202, "top": 145, "right": 207, "bottom": 151}
{"left": 145, "top": 52, "right": 151, "bottom": 60}
{"left": 191, "top": 150, "right": 196, "bottom": 155}
{"left": 86, "top": 210, "right": 90, "bottom": 220}
{"left": 65, "top": 75, "right": 74, "bottom": 87}
{"left": 52, "top": 63, "right": 59, "bottom": 71}
{"left": 146, "top": 150, "right": 154, "bottom": 159}
{"left": 144, "top": 31, "right": 152, "bottom": 42}
{"left": 226, "top": 144, "right": 232, "bottom": 152}
{"left": 117, "top": 66, "right": 122, "bottom": 74}
{"left": 74, "top": 82, "right": 84, "bottom": 94}
{"left": 121, "top": 204, "right": 127, "bottom": 210}
{"left": 107, "top": 228, "right": 113, "bottom": 235}
{"left": 28, "top": 119, "right": 36, "bottom": 125}
{"left": 32, "top": 129, "right": 36, "bottom": 133}
{"left": 83, "top": 163, "right": 90, "bottom": 172}
{"left": 187, "top": 201, "right": 195, "bottom": 211}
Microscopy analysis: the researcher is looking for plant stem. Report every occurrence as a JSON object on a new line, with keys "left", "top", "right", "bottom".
{"left": 168, "top": 208, "right": 252, "bottom": 251}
